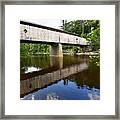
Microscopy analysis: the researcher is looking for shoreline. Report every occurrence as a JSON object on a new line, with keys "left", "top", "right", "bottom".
{"left": 20, "top": 52, "right": 99, "bottom": 57}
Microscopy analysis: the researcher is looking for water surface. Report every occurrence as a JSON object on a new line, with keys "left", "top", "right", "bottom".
{"left": 20, "top": 55, "right": 100, "bottom": 100}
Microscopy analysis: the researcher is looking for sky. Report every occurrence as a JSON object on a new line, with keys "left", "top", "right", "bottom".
{"left": 23, "top": 19, "right": 63, "bottom": 29}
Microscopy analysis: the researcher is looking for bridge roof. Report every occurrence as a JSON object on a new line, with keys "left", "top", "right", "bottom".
{"left": 20, "top": 20, "right": 80, "bottom": 37}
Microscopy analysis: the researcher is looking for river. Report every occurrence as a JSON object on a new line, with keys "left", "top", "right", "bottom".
{"left": 20, "top": 55, "right": 100, "bottom": 100}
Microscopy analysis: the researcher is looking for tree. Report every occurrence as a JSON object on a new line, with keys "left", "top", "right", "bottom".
{"left": 63, "top": 20, "right": 82, "bottom": 36}
{"left": 62, "top": 20, "right": 100, "bottom": 52}
{"left": 87, "top": 27, "right": 100, "bottom": 51}
{"left": 20, "top": 43, "right": 50, "bottom": 56}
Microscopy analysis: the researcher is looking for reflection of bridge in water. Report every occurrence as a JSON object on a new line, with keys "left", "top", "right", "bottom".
{"left": 20, "top": 58, "right": 89, "bottom": 97}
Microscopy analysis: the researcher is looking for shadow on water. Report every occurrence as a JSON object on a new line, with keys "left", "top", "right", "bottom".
{"left": 20, "top": 55, "right": 100, "bottom": 100}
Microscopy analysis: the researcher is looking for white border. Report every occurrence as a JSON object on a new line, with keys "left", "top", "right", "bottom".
{"left": 5, "top": 5, "right": 115, "bottom": 115}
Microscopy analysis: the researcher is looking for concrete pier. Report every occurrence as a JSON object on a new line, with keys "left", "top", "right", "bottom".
{"left": 50, "top": 43, "right": 63, "bottom": 57}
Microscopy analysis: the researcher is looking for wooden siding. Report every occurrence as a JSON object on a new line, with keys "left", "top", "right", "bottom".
{"left": 20, "top": 23, "right": 88, "bottom": 46}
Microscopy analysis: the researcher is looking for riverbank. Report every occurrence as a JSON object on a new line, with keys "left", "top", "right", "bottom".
{"left": 20, "top": 52, "right": 99, "bottom": 57}
{"left": 63, "top": 52, "right": 99, "bottom": 56}
{"left": 76, "top": 52, "right": 99, "bottom": 56}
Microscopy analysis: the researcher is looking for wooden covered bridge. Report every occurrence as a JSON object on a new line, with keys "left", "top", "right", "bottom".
{"left": 20, "top": 21, "right": 89, "bottom": 57}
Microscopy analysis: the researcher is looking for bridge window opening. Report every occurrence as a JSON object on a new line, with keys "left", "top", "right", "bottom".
{"left": 24, "top": 29, "right": 28, "bottom": 33}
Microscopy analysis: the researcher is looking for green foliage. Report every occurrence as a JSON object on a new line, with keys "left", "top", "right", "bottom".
{"left": 63, "top": 20, "right": 100, "bottom": 52}
{"left": 20, "top": 43, "right": 30, "bottom": 55}
{"left": 62, "top": 45, "right": 74, "bottom": 53}
{"left": 20, "top": 43, "right": 50, "bottom": 56}
{"left": 64, "top": 20, "right": 82, "bottom": 35}
{"left": 86, "top": 27, "right": 100, "bottom": 51}
{"left": 89, "top": 55, "right": 100, "bottom": 66}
